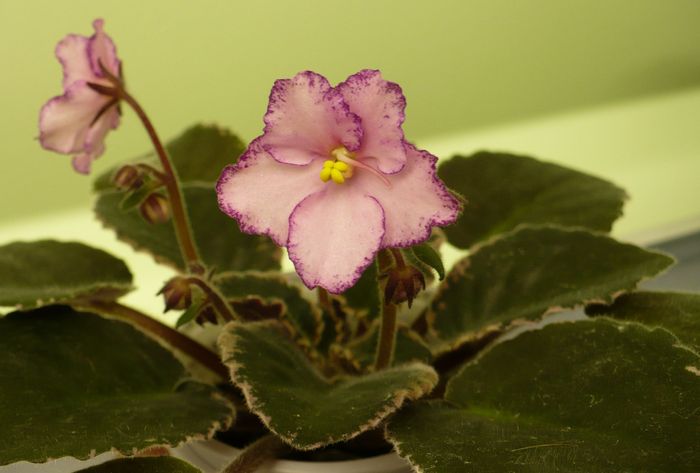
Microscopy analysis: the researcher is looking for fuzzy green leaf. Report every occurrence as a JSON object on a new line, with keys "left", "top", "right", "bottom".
{"left": 429, "top": 226, "right": 673, "bottom": 352}
{"left": 76, "top": 457, "right": 202, "bottom": 473}
{"left": 94, "top": 124, "right": 245, "bottom": 190}
{"left": 587, "top": 291, "right": 700, "bottom": 350}
{"left": 0, "top": 240, "right": 132, "bottom": 309}
{"left": 95, "top": 184, "right": 280, "bottom": 272}
{"left": 388, "top": 318, "right": 700, "bottom": 472}
{"left": 438, "top": 152, "right": 627, "bottom": 248}
{"left": 214, "top": 272, "right": 321, "bottom": 344}
{"left": 0, "top": 306, "right": 234, "bottom": 465}
{"left": 218, "top": 321, "right": 437, "bottom": 450}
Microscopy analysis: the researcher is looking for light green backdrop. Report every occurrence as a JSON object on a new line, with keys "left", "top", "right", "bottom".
{"left": 1, "top": 0, "right": 700, "bottom": 222}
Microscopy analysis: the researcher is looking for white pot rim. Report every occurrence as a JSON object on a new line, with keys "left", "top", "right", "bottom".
{"left": 173, "top": 439, "right": 412, "bottom": 473}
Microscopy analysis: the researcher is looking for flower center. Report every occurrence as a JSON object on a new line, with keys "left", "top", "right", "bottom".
{"left": 319, "top": 146, "right": 391, "bottom": 187}
{"left": 320, "top": 147, "right": 355, "bottom": 184}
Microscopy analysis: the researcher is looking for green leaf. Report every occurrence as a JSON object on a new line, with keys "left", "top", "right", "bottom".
{"left": 218, "top": 321, "right": 437, "bottom": 450}
{"left": 94, "top": 124, "right": 246, "bottom": 190}
{"left": 214, "top": 272, "right": 321, "bottom": 344}
{"left": 429, "top": 226, "right": 673, "bottom": 353}
{"left": 0, "top": 306, "right": 234, "bottom": 465}
{"left": 341, "top": 259, "right": 381, "bottom": 321}
{"left": 587, "top": 291, "right": 700, "bottom": 350}
{"left": 388, "top": 318, "right": 700, "bottom": 472}
{"left": 0, "top": 240, "right": 132, "bottom": 309}
{"left": 438, "top": 152, "right": 628, "bottom": 248}
{"left": 347, "top": 325, "right": 433, "bottom": 370}
{"left": 95, "top": 184, "right": 281, "bottom": 272}
{"left": 411, "top": 243, "right": 445, "bottom": 280}
{"left": 76, "top": 457, "right": 202, "bottom": 473}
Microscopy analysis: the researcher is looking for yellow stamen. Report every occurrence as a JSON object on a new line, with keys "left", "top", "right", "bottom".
{"left": 319, "top": 149, "right": 354, "bottom": 184}
{"left": 334, "top": 161, "right": 349, "bottom": 172}
{"left": 320, "top": 167, "right": 332, "bottom": 182}
{"left": 330, "top": 168, "right": 345, "bottom": 184}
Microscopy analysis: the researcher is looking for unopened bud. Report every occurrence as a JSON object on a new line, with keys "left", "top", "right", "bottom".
{"left": 140, "top": 193, "right": 170, "bottom": 224}
{"left": 384, "top": 266, "right": 426, "bottom": 308}
{"left": 113, "top": 165, "right": 142, "bottom": 190}
{"left": 158, "top": 277, "right": 192, "bottom": 312}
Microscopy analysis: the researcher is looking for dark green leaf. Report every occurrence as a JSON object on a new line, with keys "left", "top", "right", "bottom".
{"left": 587, "top": 291, "right": 700, "bottom": 350}
{"left": 214, "top": 272, "right": 321, "bottom": 344}
{"left": 388, "top": 319, "right": 700, "bottom": 472}
{"left": 429, "top": 226, "right": 673, "bottom": 353}
{"left": 0, "top": 306, "right": 234, "bottom": 465}
{"left": 0, "top": 240, "right": 132, "bottom": 309}
{"left": 218, "top": 321, "right": 437, "bottom": 450}
{"left": 95, "top": 184, "right": 281, "bottom": 272}
{"left": 438, "top": 152, "right": 627, "bottom": 248}
{"left": 341, "top": 259, "right": 381, "bottom": 321}
{"left": 94, "top": 124, "right": 245, "bottom": 191}
{"left": 411, "top": 243, "right": 445, "bottom": 280}
{"left": 76, "top": 457, "right": 201, "bottom": 473}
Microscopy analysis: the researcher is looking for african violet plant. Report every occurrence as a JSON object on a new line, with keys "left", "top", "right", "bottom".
{"left": 1, "top": 19, "right": 698, "bottom": 473}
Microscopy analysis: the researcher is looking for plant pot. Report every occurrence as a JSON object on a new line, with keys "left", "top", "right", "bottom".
{"left": 173, "top": 440, "right": 412, "bottom": 473}
{"left": 0, "top": 440, "right": 412, "bottom": 473}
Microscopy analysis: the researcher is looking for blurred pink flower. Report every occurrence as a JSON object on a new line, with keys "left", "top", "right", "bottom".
{"left": 217, "top": 70, "right": 460, "bottom": 293}
{"left": 39, "top": 19, "right": 121, "bottom": 174}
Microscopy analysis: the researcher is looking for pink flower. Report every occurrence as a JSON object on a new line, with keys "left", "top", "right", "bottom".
{"left": 39, "top": 19, "right": 121, "bottom": 174}
{"left": 217, "top": 70, "right": 460, "bottom": 293}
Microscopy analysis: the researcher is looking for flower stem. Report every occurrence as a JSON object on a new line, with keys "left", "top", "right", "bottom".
{"left": 186, "top": 276, "right": 238, "bottom": 323}
{"left": 79, "top": 300, "right": 229, "bottom": 380}
{"left": 120, "top": 90, "right": 203, "bottom": 274}
{"left": 374, "top": 301, "right": 398, "bottom": 371}
{"left": 221, "top": 434, "right": 287, "bottom": 473}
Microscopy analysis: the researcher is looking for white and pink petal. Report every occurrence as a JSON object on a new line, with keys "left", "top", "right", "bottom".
{"left": 71, "top": 106, "right": 120, "bottom": 174}
{"left": 337, "top": 70, "right": 407, "bottom": 174}
{"left": 87, "top": 19, "right": 120, "bottom": 79}
{"left": 260, "top": 71, "right": 362, "bottom": 166}
{"left": 38, "top": 80, "right": 113, "bottom": 155}
{"left": 56, "top": 34, "right": 93, "bottom": 88}
{"left": 217, "top": 140, "right": 325, "bottom": 246}
{"left": 354, "top": 143, "right": 461, "bottom": 248}
{"left": 287, "top": 187, "right": 385, "bottom": 293}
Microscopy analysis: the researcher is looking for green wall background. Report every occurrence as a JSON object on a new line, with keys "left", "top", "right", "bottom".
{"left": 2, "top": 0, "right": 700, "bottom": 222}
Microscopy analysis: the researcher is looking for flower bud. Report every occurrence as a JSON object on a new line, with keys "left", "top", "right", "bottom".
{"left": 140, "top": 193, "right": 170, "bottom": 224}
{"left": 113, "top": 165, "right": 142, "bottom": 190}
{"left": 158, "top": 277, "right": 192, "bottom": 312}
{"left": 384, "top": 265, "right": 426, "bottom": 308}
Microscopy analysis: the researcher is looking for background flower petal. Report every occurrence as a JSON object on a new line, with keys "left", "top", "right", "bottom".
{"left": 261, "top": 71, "right": 362, "bottom": 165}
{"left": 216, "top": 140, "right": 325, "bottom": 245}
{"left": 87, "top": 19, "right": 120, "bottom": 79}
{"left": 287, "top": 188, "right": 385, "bottom": 293}
{"left": 55, "top": 34, "right": 93, "bottom": 89}
{"left": 355, "top": 143, "right": 460, "bottom": 248}
{"left": 38, "top": 81, "right": 111, "bottom": 154}
{"left": 337, "top": 69, "right": 407, "bottom": 174}
{"left": 71, "top": 107, "right": 120, "bottom": 174}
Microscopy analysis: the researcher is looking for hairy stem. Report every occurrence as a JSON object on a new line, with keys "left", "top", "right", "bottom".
{"left": 80, "top": 300, "right": 228, "bottom": 380}
{"left": 374, "top": 301, "right": 398, "bottom": 371}
{"left": 221, "top": 434, "right": 287, "bottom": 473}
{"left": 120, "top": 91, "right": 203, "bottom": 274}
{"left": 187, "top": 276, "right": 238, "bottom": 323}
